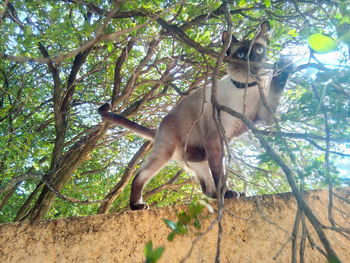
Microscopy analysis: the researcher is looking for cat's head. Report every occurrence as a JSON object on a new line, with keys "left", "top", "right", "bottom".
{"left": 222, "top": 21, "right": 270, "bottom": 80}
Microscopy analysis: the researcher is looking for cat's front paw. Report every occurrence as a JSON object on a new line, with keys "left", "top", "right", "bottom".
{"left": 224, "top": 190, "right": 245, "bottom": 199}
{"left": 275, "top": 56, "right": 294, "bottom": 72}
{"left": 272, "top": 56, "right": 294, "bottom": 91}
{"left": 130, "top": 203, "right": 149, "bottom": 211}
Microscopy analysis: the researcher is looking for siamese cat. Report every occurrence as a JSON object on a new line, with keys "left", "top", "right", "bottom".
{"left": 98, "top": 21, "right": 292, "bottom": 210}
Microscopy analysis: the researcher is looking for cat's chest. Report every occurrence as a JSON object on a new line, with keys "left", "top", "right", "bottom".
{"left": 217, "top": 78, "right": 262, "bottom": 115}
{"left": 214, "top": 76, "right": 268, "bottom": 138}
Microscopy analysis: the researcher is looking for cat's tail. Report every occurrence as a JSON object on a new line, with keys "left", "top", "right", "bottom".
{"left": 98, "top": 103, "right": 156, "bottom": 141}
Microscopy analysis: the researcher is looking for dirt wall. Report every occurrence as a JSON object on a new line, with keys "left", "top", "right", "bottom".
{"left": 0, "top": 188, "right": 349, "bottom": 263}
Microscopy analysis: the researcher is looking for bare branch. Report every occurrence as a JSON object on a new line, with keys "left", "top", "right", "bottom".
{"left": 0, "top": 0, "right": 10, "bottom": 25}
{"left": 0, "top": 22, "right": 149, "bottom": 64}
{"left": 97, "top": 141, "right": 152, "bottom": 214}
{"left": 214, "top": 103, "right": 342, "bottom": 262}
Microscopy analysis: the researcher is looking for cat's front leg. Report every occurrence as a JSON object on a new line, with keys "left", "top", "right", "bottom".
{"left": 271, "top": 56, "right": 294, "bottom": 92}
{"left": 257, "top": 56, "right": 294, "bottom": 124}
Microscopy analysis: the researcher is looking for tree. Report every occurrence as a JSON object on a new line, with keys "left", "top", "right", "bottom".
{"left": 0, "top": 0, "right": 349, "bottom": 261}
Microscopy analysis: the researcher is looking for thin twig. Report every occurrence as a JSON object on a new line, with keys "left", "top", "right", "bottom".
{"left": 0, "top": 0, "right": 9, "bottom": 25}
{"left": 179, "top": 219, "right": 218, "bottom": 263}
{"left": 211, "top": 3, "right": 233, "bottom": 262}
{"left": 311, "top": 84, "right": 336, "bottom": 228}
{"left": 292, "top": 209, "right": 301, "bottom": 263}
{"left": 214, "top": 103, "right": 342, "bottom": 262}
{"left": 273, "top": 236, "right": 293, "bottom": 260}
{"left": 300, "top": 211, "right": 307, "bottom": 263}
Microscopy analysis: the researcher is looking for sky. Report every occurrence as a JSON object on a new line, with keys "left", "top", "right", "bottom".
{"left": 313, "top": 50, "right": 350, "bottom": 181}
{"left": 283, "top": 45, "right": 350, "bottom": 181}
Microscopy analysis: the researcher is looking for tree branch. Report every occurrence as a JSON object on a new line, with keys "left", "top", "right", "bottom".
{"left": 97, "top": 141, "right": 152, "bottom": 214}
{"left": 214, "top": 103, "right": 342, "bottom": 263}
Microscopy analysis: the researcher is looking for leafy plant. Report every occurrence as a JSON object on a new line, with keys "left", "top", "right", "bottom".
{"left": 144, "top": 241, "right": 165, "bottom": 263}
{"left": 0, "top": 0, "right": 348, "bottom": 227}
{"left": 163, "top": 201, "right": 206, "bottom": 241}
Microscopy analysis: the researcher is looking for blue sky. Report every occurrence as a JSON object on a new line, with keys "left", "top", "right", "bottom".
{"left": 283, "top": 45, "right": 350, "bottom": 181}
{"left": 314, "top": 51, "right": 350, "bottom": 180}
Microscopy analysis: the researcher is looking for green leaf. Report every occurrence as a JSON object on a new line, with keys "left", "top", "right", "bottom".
{"left": 144, "top": 241, "right": 153, "bottom": 258}
{"left": 264, "top": 0, "right": 271, "bottom": 7}
{"left": 287, "top": 28, "right": 298, "bottom": 37}
{"left": 194, "top": 218, "right": 201, "bottom": 229}
{"left": 328, "top": 256, "right": 341, "bottom": 263}
{"left": 144, "top": 241, "right": 164, "bottom": 263}
{"left": 167, "top": 232, "right": 176, "bottom": 241}
{"left": 176, "top": 224, "right": 188, "bottom": 235}
{"left": 163, "top": 219, "right": 177, "bottom": 230}
{"left": 107, "top": 43, "right": 114, "bottom": 52}
{"left": 177, "top": 212, "right": 191, "bottom": 225}
{"left": 308, "top": 33, "right": 337, "bottom": 53}
{"left": 238, "top": 0, "right": 246, "bottom": 7}
{"left": 188, "top": 202, "right": 204, "bottom": 218}
{"left": 336, "top": 15, "right": 350, "bottom": 44}
{"left": 153, "top": 247, "right": 165, "bottom": 261}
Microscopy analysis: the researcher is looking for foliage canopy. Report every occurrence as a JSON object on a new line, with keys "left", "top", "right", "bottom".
{"left": 0, "top": 0, "right": 349, "bottom": 227}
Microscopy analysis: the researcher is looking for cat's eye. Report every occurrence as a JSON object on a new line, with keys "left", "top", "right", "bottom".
{"left": 255, "top": 46, "right": 264, "bottom": 54}
{"left": 237, "top": 52, "right": 245, "bottom": 58}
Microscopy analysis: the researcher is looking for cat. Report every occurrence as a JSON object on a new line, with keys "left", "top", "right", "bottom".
{"left": 98, "top": 21, "right": 292, "bottom": 210}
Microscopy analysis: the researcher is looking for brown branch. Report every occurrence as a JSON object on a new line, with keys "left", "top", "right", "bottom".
{"left": 97, "top": 141, "right": 152, "bottom": 214}
{"left": 2, "top": 1, "right": 24, "bottom": 30}
{"left": 179, "top": 219, "right": 218, "bottom": 263}
{"left": 15, "top": 182, "right": 44, "bottom": 221}
{"left": 0, "top": 22, "right": 149, "bottom": 64}
{"left": 111, "top": 39, "right": 135, "bottom": 106}
{"left": 144, "top": 170, "right": 187, "bottom": 201}
{"left": 0, "top": 173, "right": 42, "bottom": 193}
{"left": 292, "top": 209, "right": 301, "bottom": 263}
{"left": 155, "top": 17, "right": 217, "bottom": 58}
{"left": 300, "top": 213, "right": 328, "bottom": 259}
{"left": 311, "top": 84, "right": 336, "bottom": 229}
{"left": 117, "top": 38, "right": 161, "bottom": 107}
{"left": 61, "top": 47, "right": 93, "bottom": 115}
{"left": 0, "top": 171, "right": 112, "bottom": 206}
{"left": 0, "top": 183, "right": 19, "bottom": 211}
{"left": 0, "top": 0, "right": 10, "bottom": 25}
{"left": 0, "top": 67, "right": 11, "bottom": 124}
{"left": 300, "top": 212, "right": 307, "bottom": 263}
{"left": 334, "top": 192, "right": 350, "bottom": 204}
{"left": 256, "top": 130, "right": 350, "bottom": 143}
{"left": 214, "top": 103, "right": 342, "bottom": 262}
{"left": 27, "top": 124, "right": 108, "bottom": 221}
{"left": 62, "top": 0, "right": 107, "bottom": 16}
{"left": 37, "top": 42, "right": 62, "bottom": 89}
{"left": 329, "top": 82, "right": 350, "bottom": 98}
{"left": 291, "top": 0, "right": 311, "bottom": 27}
{"left": 212, "top": 3, "right": 233, "bottom": 262}
{"left": 273, "top": 236, "right": 293, "bottom": 260}
{"left": 39, "top": 176, "right": 110, "bottom": 205}
{"left": 38, "top": 42, "right": 65, "bottom": 167}
{"left": 306, "top": 139, "right": 350, "bottom": 157}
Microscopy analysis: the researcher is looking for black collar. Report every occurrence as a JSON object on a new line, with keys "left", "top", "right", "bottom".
{"left": 230, "top": 78, "right": 257, "bottom": 89}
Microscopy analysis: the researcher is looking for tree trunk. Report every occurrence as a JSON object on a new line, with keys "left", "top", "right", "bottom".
{"left": 0, "top": 183, "right": 18, "bottom": 211}
{"left": 15, "top": 183, "right": 43, "bottom": 221}
{"left": 28, "top": 124, "right": 107, "bottom": 221}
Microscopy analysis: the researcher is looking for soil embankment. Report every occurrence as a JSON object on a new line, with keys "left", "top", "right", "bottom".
{"left": 0, "top": 188, "right": 349, "bottom": 262}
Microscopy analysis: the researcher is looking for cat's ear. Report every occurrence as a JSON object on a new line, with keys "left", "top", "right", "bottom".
{"left": 256, "top": 21, "right": 270, "bottom": 41}
{"left": 222, "top": 31, "right": 239, "bottom": 56}
{"left": 222, "top": 31, "right": 239, "bottom": 45}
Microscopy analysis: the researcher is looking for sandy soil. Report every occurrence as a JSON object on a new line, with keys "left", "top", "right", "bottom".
{"left": 0, "top": 188, "right": 349, "bottom": 263}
